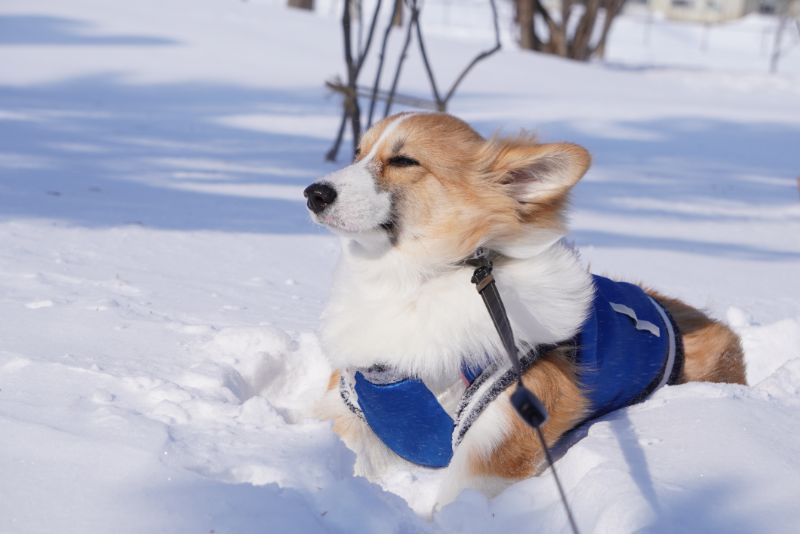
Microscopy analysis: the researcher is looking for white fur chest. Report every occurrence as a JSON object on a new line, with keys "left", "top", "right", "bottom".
{"left": 319, "top": 240, "right": 594, "bottom": 386}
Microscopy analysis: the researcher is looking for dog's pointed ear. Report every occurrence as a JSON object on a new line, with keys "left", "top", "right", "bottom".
{"left": 489, "top": 141, "right": 591, "bottom": 203}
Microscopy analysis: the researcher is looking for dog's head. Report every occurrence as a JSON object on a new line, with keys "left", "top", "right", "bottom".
{"left": 305, "top": 113, "right": 590, "bottom": 265}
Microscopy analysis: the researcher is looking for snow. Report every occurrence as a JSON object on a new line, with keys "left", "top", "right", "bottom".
{"left": 1, "top": 1, "right": 799, "bottom": 533}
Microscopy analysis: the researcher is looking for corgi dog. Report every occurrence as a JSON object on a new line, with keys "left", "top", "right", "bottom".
{"left": 305, "top": 112, "right": 746, "bottom": 508}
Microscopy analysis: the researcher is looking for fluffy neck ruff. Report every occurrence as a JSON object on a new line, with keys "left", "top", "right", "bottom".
{"left": 320, "top": 238, "right": 594, "bottom": 388}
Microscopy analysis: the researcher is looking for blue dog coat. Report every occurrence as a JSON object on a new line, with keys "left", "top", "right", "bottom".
{"left": 339, "top": 274, "right": 683, "bottom": 468}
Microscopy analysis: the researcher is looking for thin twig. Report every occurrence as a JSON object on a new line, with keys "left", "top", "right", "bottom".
{"left": 342, "top": 1, "right": 356, "bottom": 81}
{"left": 384, "top": 2, "right": 418, "bottom": 117}
{"left": 327, "top": 79, "right": 438, "bottom": 109}
{"left": 357, "top": 1, "right": 364, "bottom": 59}
{"left": 355, "top": 0, "right": 384, "bottom": 75}
{"left": 770, "top": 1, "right": 796, "bottom": 74}
{"left": 348, "top": 0, "right": 382, "bottom": 153}
{"left": 326, "top": 0, "right": 383, "bottom": 161}
{"left": 342, "top": 0, "right": 361, "bottom": 154}
{"left": 411, "top": 0, "right": 443, "bottom": 108}
{"left": 441, "top": 0, "right": 501, "bottom": 106}
{"left": 325, "top": 107, "right": 350, "bottom": 161}
{"left": 367, "top": 0, "right": 401, "bottom": 127}
{"left": 324, "top": 0, "right": 360, "bottom": 162}
{"left": 348, "top": 90, "right": 362, "bottom": 156}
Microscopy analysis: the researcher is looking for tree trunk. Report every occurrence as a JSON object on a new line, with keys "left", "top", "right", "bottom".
{"left": 571, "top": 0, "right": 600, "bottom": 60}
{"left": 287, "top": 0, "right": 313, "bottom": 10}
{"left": 518, "top": 0, "right": 628, "bottom": 61}
{"left": 517, "top": 0, "right": 535, "bottom": 50}
{"left": 535, "top": 0, "right": 566, "bottom": 55}
{"left": 392, "top": 0, "right": 403, "bottom": 27}
{"left": 592, "top": 0, "right": 625, "bottom": 60}
{"left": 561, "top": 0, "right": 574, "bottom": 38}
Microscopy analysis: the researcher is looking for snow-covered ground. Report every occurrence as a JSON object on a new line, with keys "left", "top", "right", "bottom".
{"left": 1, "top": 1, "right": 799, "bottom": 532}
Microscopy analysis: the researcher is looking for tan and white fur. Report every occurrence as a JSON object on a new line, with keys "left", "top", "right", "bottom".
{"left": 307, "top": 112, "right": 746, "bottom": 508}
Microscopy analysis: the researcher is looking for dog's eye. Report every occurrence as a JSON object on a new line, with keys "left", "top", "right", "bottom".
{"left": 387, "top": 155, "right": 419, "bottom": 167}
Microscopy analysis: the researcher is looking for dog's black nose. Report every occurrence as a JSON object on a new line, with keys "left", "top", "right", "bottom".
{"left": 303, "top": 183, "right": 337, "bottom": 214}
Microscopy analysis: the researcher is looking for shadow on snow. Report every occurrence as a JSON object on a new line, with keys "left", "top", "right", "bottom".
{"left": 0, "top": 73, "right": 338, "bottom": 234}
{"left": 0, "top": 54, "right": 797, "bottom": 258}
{"left": 0, "top": 14, "right": 179, "bottom": 46}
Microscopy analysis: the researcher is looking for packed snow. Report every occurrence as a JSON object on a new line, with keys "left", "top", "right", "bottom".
{"left": 1, "top": 1, "right": 799, "bottom": 533}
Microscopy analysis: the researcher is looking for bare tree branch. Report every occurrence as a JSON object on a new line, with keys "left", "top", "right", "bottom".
{"left": 411, "top": 0, "right": 443, "bottom": 109}
{"left": 415, "top": 0, "right": 501, "bottom": 111}
{"left": 347, "top": 100, "right": 362, "bottom": 156}
{"left": 341, "top": 2, "right": 356, "bottom": 95}
{"left": 328, "top": 0, "right": 503, "bottom": 159}
{"left": 770, "top": 0, "right": 798, "bottom": 73}
{"left": 383, "top": 2, "right": 418, "bottom": 118}
{"left": 517, "top": 0, "right": 536, "bottom": 50}
{"left": 356, "top": 1, "right": 364, "bottom": 58}
{"left": 534, "top": 0, "right": 565, "bottom": 55}
{"left": 367, "top": 0, "right": 402, "bottom": 128}
{"left": 442, "top": 0, "right": 501, "bottom": 106}
{"left": 562, "top": 0, "right": 574, "bottom": 32}
{"left": 590, "top": 0, "right": 626, "bottom": 59}
{"left": 355, "top": 0, "right": 384, "bottom": 74}
{"left": 288, "top": 0, "right": 314, "bottom": 10}
{"left": 533, "top": 0, "right": 558, "bottom": 32}
{"left": 327, "top": 79, "right": 438, "bottom": 109}
{"left": 325, "top": 0, "right": 383, "bottom": 161}
{"left": 392, "top": 0, "right": 404, "bottom": 26}
{"left": 572, "top": 0, "right": 600, "bottom": 60}
{"left": 325, "top": 104, "right": 350, "bottom": 162}
{"left": 340, "top": 0, "right": 361, "bottom": 153}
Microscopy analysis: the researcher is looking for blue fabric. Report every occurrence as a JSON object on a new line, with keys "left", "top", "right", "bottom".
{"left": 576, "top": 275, "right": 670, "bottom": 419}
{"left": 460, "top": 363, "right": 483, "bottom": 384}
{"left": 352, "top": 274, "right": 671, "bottom": 469}
{"left": 353, "top": 372, "right": 454, "bottom": 468}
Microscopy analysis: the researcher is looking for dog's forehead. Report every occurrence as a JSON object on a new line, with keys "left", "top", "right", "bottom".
{"left": 359, "top": 113, "right": 415, "bottom": 157}
{"left": 359, "top": 113, "right": 482, "bottom": 159}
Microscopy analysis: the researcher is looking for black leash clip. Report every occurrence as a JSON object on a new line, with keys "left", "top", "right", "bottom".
{"left": 470, "top": 262, "right": 494, "bottom": 293}
{"left": 511, "top": 385, "right": 548, "bottom": 429}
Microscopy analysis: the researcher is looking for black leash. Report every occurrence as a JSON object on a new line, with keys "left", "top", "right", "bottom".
{"left": 470, "top": 250, "right": 581, "bottom": 534}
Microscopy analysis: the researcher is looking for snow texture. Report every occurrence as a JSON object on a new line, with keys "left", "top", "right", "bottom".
{"left": 1, "top": 1, "right": 799, "bottom": 533}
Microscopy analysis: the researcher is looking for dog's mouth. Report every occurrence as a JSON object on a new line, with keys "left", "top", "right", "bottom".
{"left": 379, "top": 219, "right": 398, "bottom": 243}
{"left": 313, "top": 211, "right": 398, "bottom": 241}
